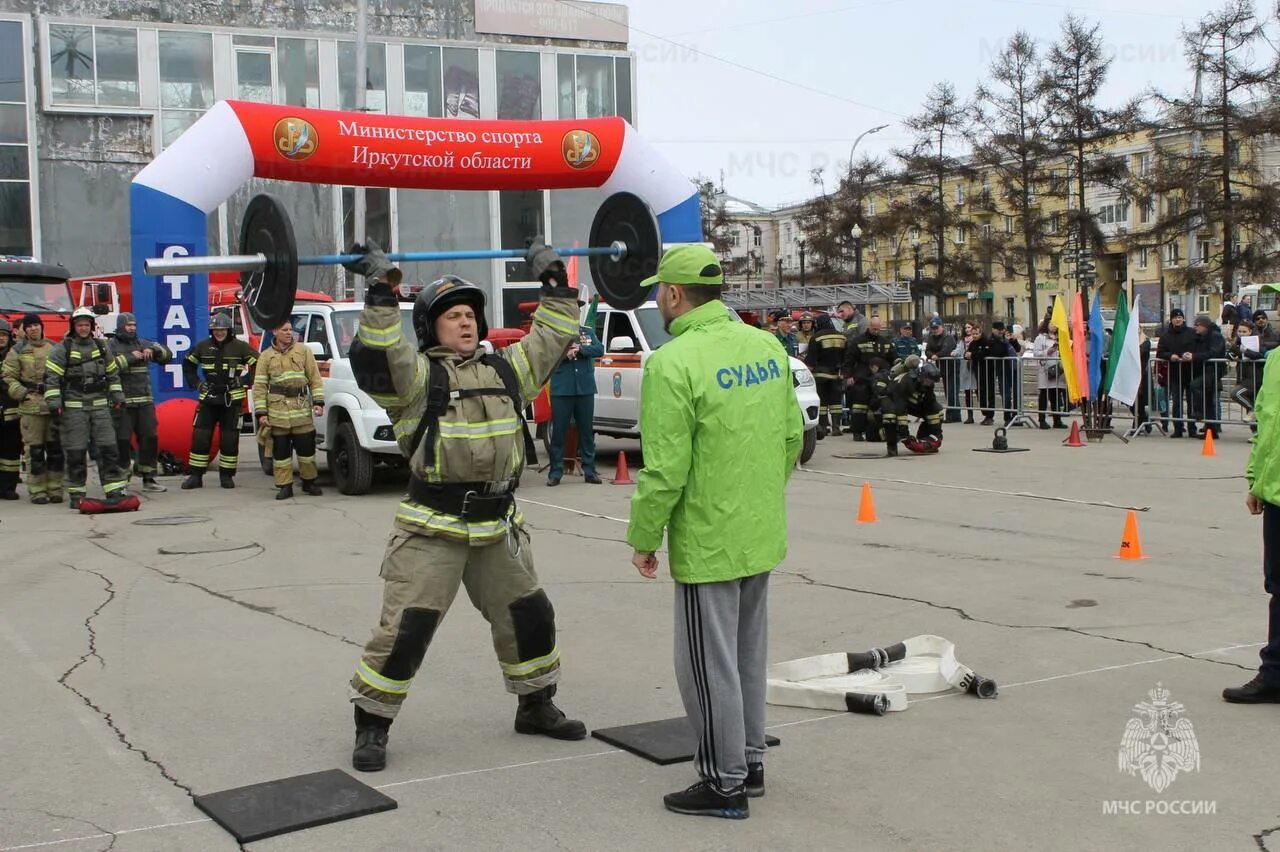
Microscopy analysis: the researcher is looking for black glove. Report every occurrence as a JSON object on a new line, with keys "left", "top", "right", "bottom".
{"left": 342, "top": 241, "right": 399, "bottom": 283}
{"left": 365, "top": 279, "right": 399, "bottom": 308}
{"left": 525, "top": 237, "right": 570, "bottom": 293}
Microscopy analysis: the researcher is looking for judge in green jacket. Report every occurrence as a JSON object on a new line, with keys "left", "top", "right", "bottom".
{"left": 627, "top": 244, "right": 804, "bottom": 820}
{"left": 547, "top": 315, "right": 604, "bottom": 486}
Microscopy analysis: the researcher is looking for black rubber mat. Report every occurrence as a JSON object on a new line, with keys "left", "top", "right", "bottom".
{"left": 592, "top": 717, "right": 780, "bottom": 765}
{"left": 193, "top": 769, "right": 397, "bottom": 843}
{"left": 972, "top": 447, "right": 1031, "bottom": 453}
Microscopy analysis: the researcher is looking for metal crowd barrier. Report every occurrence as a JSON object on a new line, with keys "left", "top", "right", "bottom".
{"left": 1135, "top": 356, "right": 1257, "bottom": 438}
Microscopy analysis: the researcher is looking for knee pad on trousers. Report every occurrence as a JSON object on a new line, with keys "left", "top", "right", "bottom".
{"left": 273, "top": 433, "right": 293, "bottom": 459}
{"left": 381, "top": 608, "right": 443, "bottom": 682}
{"left": 46, "top": 442, "right": 64, "bottom": 471}
{"left": 508, "top": 589, "right": 556, "bottom": 661}
{"left": 295, "top": 431, "right": 316, "bottom": 457}
{"left": 29, "top": 444, "right": 46, "bottom": 474}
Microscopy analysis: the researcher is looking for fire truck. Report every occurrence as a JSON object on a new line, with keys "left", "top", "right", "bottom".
{"left": 0, "top": 256, "right": 76, "bottom": 341}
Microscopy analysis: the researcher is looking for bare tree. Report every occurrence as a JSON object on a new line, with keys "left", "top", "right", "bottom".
{"left": 970, "top": 31, "right": 1056, "bottom": 327}
{"left": 694, "top": 175, "right": 736, "bottom": 260}
{"left": 894, "top": 82, "right": 977, "bottom": 309}
{"left": 1044, "top": 15, "right": 1143, "bottom": 307}
{"left": 797, "top": 156, "right": 886, "bottom": 284}
{"left": 1137, "top": 0, "right": 1280, "bottom": 299}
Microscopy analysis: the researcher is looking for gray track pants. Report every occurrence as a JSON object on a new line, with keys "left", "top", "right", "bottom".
{"left": 674, "top": 572, "right": 769, "bottom": 793}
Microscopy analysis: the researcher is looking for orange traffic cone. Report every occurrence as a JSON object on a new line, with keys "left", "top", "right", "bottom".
{"left": 1062, "top": 421, "right": 1086, "bottom": 448}
{"left": 1201, "top": 429, "right": 1216, "bottom": 457}
{"left": 856, "top": 482, "right": 879, "bottom": 524}
{"left": 1114, "top": 511, "right": 1149, "bottom": 560}
{"left": 610, "top": 451, "right": 635, "bottom": 485}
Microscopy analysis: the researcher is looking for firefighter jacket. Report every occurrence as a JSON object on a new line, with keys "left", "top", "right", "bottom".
{"left": 253, "top": 341, "right": 325, "bottom": 429}
{"left": 108, "top": 334, "right": 171, "bottom": 407}
{"left": 885, "top": 371, "right": 940, "bottom": 419}
{"left": 804, "top": 325, "right": 847, "bottom": 381}
{"left": 353, "top": 288, "right": 581, "bottom": 545}
{"left": 3, "top": 336, "right": 57, "bottom": 416}
{"left": 626, "top": 299, "right": 804, "bottom": 584}
{"left": 843, "top": 329, "right": 893, "bottom": 382}
{"left": 184, "top": 336, "right": 257, "bottom": 404}
{"left": 44, "top": 336, "right": 124, "bottom": 411}
{"left": 0, "top": 341, "right": 16, "bottom": 422}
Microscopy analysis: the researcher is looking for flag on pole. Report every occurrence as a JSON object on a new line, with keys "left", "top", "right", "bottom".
{"left": 1103, "top": 290, "right": 1129, "bottom": 393}
{"left": 1107, "top": 296, "right": 1142, "bottom": 406}
{"left": 1070, "top": 292, "right": 1089, "bottom": 399}
{"left": 1050, "top": 296, "right": 1081, "bottom": 402}
{"left": 1087, "top": 293, "right": 1105, "bottom": 397}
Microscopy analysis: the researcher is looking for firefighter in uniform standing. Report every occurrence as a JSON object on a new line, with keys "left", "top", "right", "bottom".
{"left": 342, "top": 241, "right": 586, "bottom": 773}
{"left": 108, "top": 312, "right": 172, "bottom": 492}
{"left": 182, "top": 313, "right": 257, "bottom": 489}
{"left": 843, "top": 316, "right": 893, "bottom": 441}
{"left": 881, "top": 356, "right": 944, "bottom": 457}
{"left": 0, "top": 319, "right": 20, "bottom": 499}
{"left": 43, "top": 307, "right": 130, "bottom": 509}
{"left": 2, "top": 314, "right": 64, "bottom": 504}
{"left": 254, "top": 319, "right": 325, "bottom": 499}
{"left": 804, "top": 314, "right": 846, "bottom": 438}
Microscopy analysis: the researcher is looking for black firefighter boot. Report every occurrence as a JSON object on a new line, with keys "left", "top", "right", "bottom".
{"left": 886, "top": 438, "right": 898, "bottom": 457}
{"left": 301, "top": 479, "right": 323, "bottom": 496}
{"left": 181, "top": 472, "right": 203, "bottom": 489}
{"left": 514, "top": 685, "right": 587, "bottom": 740}
{"left": 275, "top": 484, "right": 294, "bottom": 500}
{"left": 219, "top": 470, "right": 235, "bottom": 489}
{"left": 352, "top": 706, "right": 392, "bottom": 772}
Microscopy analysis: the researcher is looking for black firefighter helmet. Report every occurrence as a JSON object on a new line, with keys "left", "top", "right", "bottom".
{"left": 414, "top": 275, "right": 488, "bottom": 351}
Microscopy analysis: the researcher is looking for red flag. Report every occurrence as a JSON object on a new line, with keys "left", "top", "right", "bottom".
{"left": 1070, "top": 291, "right": 1088, "bottom": 400}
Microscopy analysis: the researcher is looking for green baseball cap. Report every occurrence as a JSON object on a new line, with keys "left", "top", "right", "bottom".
{"left": 641, "top": 244, "right": 724, "bottom": 288}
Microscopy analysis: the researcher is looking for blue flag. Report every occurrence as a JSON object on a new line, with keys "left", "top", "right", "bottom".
{"left": 1087, "top": 293, "right": 1105, "bottom": 398}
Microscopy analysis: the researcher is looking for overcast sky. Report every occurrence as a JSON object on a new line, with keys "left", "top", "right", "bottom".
{"left": 626, "top": 0, "right": 1260, "bottom": 208}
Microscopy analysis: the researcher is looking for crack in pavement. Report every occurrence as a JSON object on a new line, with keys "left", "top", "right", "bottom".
{"left": 1257, "top": 822, "right": 1280, "bottom": 851}
{"left": 522, "top": 523, "right": 627, "bottom": 545}
{"left": 88, "top": 539, "right": 362, "bottom": 648}
{"left": 780, "top": 570, "right": 1255, "bottom": 671}
{"left": 0, "top": 808, "right": 119, "bottom": 852}
{"left": 55, "top": 562, "right": 197, "bottom": 804}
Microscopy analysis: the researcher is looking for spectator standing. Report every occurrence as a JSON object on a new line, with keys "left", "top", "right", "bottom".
{"left": 1190, "top": 315, "right": 1226, "bottom": 439}
{"left": 1032, "top": 320, "right": 1067, "bottom": 429}
{"left": 924, "top": 318, "right": 959, "bottom": 422}
{"left": 1156, "top": 309, "right": 1197, "bottom": 437}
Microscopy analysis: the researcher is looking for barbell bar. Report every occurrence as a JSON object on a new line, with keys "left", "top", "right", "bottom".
{"left": 141, "top": 191, "right": 663, "bottom": 330}
{"left": 144, "top": 243, "right": 628, "bottom": 277}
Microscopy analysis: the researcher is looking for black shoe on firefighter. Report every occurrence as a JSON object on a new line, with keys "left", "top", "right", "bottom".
{"left": 219, "top": 470, "right": 235, "bottom": 489}
{"left": 48, "top": 494, "right": 62, "bottom": 504}
{"left": 514, "top": 685, "right": 587, "bottom": 740}
{"left": 352, "top": 706, "right": 392, "bottom": 772}
{"left": 276, "top": 484, "right": 294, "bottom": 500}
{"left": 663, "top": 780, "right": 749, "bottom": 819}
{"left": 1223, "top": 674, "right": 1280, "bottom": 704}
{"left": 301, "top": 479, "right": 323, "bottom": 496}
{"left": 69, "top": 496, "right": 82, "bottom": 510}
{"left": 886, "top": 442, "right": 898, "bottom": 457}
{"left": 181, "top": 473, "right": 203, "bottom": 490}
{"left": 32, "top": 495, "right": 49, "bottom": 505}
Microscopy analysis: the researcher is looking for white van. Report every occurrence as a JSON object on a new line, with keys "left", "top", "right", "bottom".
{"left": 591, "top": 301, "right": 821, "bottom": 463}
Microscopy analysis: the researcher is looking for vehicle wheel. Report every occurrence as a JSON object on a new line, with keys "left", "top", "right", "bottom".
{"left": 800, "top": 429, "right": 817, "bottom": 464}
{"left": 257, "top": 442, "right": 273, "bottom": 476}
{"left": 330, "top": 419, "right": 374, "bottom": 495}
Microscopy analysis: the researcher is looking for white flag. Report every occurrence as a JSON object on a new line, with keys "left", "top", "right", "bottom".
{"left": 1109, "top": 296, "right": 1142, "bottom": 407}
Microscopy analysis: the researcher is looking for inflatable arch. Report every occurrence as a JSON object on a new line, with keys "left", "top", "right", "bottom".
{"left": 130, "top": 100, "right": 701, "bottom": 405}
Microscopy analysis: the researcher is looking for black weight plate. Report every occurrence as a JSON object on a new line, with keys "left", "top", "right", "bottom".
{"left": 239, "top": 194, "right": 298, "bottom": 330}
{"left": 588, "top": 191, "right": 661, "bottom": 310}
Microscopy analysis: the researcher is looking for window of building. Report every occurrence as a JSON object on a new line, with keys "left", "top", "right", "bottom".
{"left": 403, "top": 45, "right": 443, "bottom": 117}
{"left": 235, "top": 46, "right": 274, "bottom": 103}
{"left": 158, "top": 31, "right": 214, "bottom": 147}
{"left": 48, "top": 23, "right": 139, "bottom": 107}
{"left": 501, "top": 190, "right": 546, "bottom": 281}
{"left": 1003, "top": 259, "right": 1015, "bottom": 280}
{"left": 980, "top": 223, "right": 992, "bottom": 239}
{"left": 954, "top": 184, "right": 965, "bottom": 205}
{"left": 557, "top": 54, "right": 631, "bottom": 121}
{"left": 1004, "top": 215, "right": 1015, "bottom": 234}
{"left": 0, "top": 19, "right": 32, "bottom": 256}
{"left": 730, "top": 231, "right": 739, "bottom": 247}
{"left": 341, "top": 186, "right": 391, "bottom": 298}
{"left": 954, "top": 225, "right": 966, "bottom": 245}
{"left": 338, "top": 41, "right": 387, "bottom": 112}
{"left": 1097, "top": 202, "right": 1129, "bottom": 225}
{"left": 1197, "top": 293, "right": 1212, "bottom": 314}
{"left": 1139, "top": 199, "right": 1154, "bottom": 224}
{"left": 1137, "top": 247, "right": 1149, "bottom": 269}
{"left": 277, "top": 38, "right": 320, "bottom": 108}
{"left": 442, "top": 47, "right": 480, "bottom": 119}
{"left": 1048, "top": 253, "right": 1061, "bottom": 275}
{"left": 867, "top": 198, "right": 876, "bottom": 216}
{"left": 1163, "top": 241, "right": 1180, "bottom": 266}
{"left": 752, "top": 227, "right": 761, "bottom": 247}
{"left": 496, "top": 50, "right": 541, "bottom": 120}
{"left": 1199, "top": 240, "right": 1211, "bottom": 265}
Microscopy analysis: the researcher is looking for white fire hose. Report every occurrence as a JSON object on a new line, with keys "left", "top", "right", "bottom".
{"left": 766, "top": 635, "right": 998, "bottom": 716}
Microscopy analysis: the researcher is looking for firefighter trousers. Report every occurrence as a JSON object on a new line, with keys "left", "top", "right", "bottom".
{"left": 113, "top": 404, "right": 159, "bottom": 478}
{"left": 814, "top": 378, "right": 843, "bottom": 433}
{"left": 350, "top": 526, "right": 561, "bottom": 719}
{"left": 19, "top": 413, "right": 62, "bottom": 501}
{"left": 272, "top": 424, "right": 318, "bottom": 487}
{"left": 62, "top": 406, "right": 127, "bottom": 498}
{"left": 189, "top": 401, "right": 241, "bottom": 474}
{"left": 0, "top": 417, "right": 20, "bottom": 494}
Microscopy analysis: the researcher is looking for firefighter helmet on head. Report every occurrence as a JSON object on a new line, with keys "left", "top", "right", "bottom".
{"left": 413, "top": 275, "right": 488, "bottom": 351}
{"left": 209, "top": 313, "right": 233, "bottom": 332}
{"left": 918, "top": 362, "right": 941, "bottom": 384}
{"left": 0, "top": 317, "right": 10, "bottom": 336}
{"left": 71, "top": 307, "right": 95, "bottom": 327}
